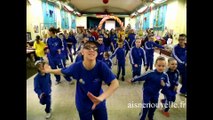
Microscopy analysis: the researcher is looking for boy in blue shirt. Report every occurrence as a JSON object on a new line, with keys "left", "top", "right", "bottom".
{"left": 129, "top": 39, "right": 147, "bottom": 78}
{"left": 128, "top": 56, "right": 170, "bottom": 120}
{"left": 161, "top": 57, "right": 180, "bottom": 117}
{"left": 34, "top": 60, "right": 52, "bottom": 119}
{"left": 44, "top": 41, "right": 119, "bottom": 120}
{"left": 110, "top": 40, "right": 126, "bottom": 81}
{"left": 144, "top": 34, "right": 164, "bottom": 71}
{"left": 172, "top": 34, "right": 187, "bottom": 96}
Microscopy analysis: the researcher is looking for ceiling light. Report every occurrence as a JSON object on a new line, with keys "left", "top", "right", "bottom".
{"left": 137, "top": 6, "right": 148, "bottom": 13}
{"left": 153, "top": 0, "right": 167, "bottom": 4}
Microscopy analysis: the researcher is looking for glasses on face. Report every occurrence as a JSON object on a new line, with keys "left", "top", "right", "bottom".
{"left": 83, "top": 45, "right": 98, "bottom": 51}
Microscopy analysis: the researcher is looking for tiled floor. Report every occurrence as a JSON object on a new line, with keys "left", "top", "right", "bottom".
{"left": 27, "top": 51, "right": 186, "bottom": 120}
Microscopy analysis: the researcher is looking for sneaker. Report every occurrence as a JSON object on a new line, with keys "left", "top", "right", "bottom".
{"left": 161, "top": 99, "right": 165, "bottom": 104}
{"left": 161, "top": 110, "right": 170, "bottom": 117}
{"left": 55, "top": 81, "right": 61, "bottom": 85}
{"left": 179, "top": 92, "right": 186, "bottom": 97}
{"left": 46, "top": 112, "right": 51, "bottom": 119}
{"left": 121, "top": 76, "right": 125, "bottom": 81}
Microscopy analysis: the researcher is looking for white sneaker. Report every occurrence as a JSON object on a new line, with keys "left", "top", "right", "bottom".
{"left": 55, "top": 81, "right": 61, "bottom": 85}
{"left": 46, "top": 112, "right": 51, "bottom": 119}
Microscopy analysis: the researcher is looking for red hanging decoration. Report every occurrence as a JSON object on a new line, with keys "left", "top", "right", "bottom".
{"left": 103, "top": 0, "right": 109, "bottom": 4}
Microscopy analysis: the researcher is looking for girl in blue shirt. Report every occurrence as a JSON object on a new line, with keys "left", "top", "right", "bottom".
{"left": 47, "top": 27, "right": 72, "bottom": 84}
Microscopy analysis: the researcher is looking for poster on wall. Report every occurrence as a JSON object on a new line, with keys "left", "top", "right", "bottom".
{"left": 33, "top": 25, "right": 39, "bottom": 33}
{"left": 60, "top": 9, "right": 69, "bottom": 29}
{"left": 26, "top": 32, "right": 31, "bottom": 41}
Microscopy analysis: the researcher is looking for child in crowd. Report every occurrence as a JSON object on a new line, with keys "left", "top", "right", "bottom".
{"left": 34, "top": 60, "right": 52, "bottom": 119}
{"left": 110, "top": 40, "right": 126, "bottom": 81}
{"left": 144, "top": 33, "right": 164, "bottom": 71}
{"left": 161, "top": 57, "right": 180, "bottom": 117}
{"left": 103, "top": 52, "right": 112, "bottom": 69}
{"left": 128, "top": 56, "right": 170, "bottom": 120}
{"left": 129, "top": 39, "right": 146, "bottom": 78}
{"left": 172, "top": 34, "right": 187, "bottom": 96}
{"left": 33, "top": 35, "right": 47, "bottom": 61}
{"left": 46, "top": 27, "right": 72, "bottom": 85}
{"left": 96, "top": 36, "right": 105, "bottom": 61}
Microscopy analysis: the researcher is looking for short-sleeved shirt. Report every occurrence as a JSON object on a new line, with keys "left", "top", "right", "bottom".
{"left": 61, "top": 60, "right": 116, "bottom": 111}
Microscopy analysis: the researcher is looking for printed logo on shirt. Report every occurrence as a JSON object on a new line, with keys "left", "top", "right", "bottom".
{"left": 160, "top": 77, "right": 165, "bottom": 80}
{"left": 93, "top": 78, "right": 101, "bottom": 83}
{"left": 79, "top": 79, "right": 85, "bottom": 84}
{"left": 53, "top": 42, "right": 58, "bottom": 47}
{"left": 175, "top": 73, "right": 178, "bottom": 78}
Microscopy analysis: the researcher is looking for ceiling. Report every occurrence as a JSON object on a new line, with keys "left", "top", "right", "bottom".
{"left": 65, "top": 0, "right": 151, "bottom": 15}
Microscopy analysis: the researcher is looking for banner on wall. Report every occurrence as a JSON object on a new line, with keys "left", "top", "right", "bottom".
{"left": 142, "top": 12, "right": 150, "bottom": 30}
{"left": 153, "top": 5, "right": 167, "bottom": 31}
{"left": 60, "top": 9, "right": 69, "bottom": 29}
{"left": 71, "top": 15, "right": 76, "bottom": 29}
{"left": 41, "top": 1, "right": 57, "bottom": 29}
{"left": 135, "top": 16, "right": 141, "bottom": 30}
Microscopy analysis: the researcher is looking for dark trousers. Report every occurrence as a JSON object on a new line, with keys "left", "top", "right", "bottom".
{"left": 146, "top": 56, "right": 154, "bottom": 71}
{"left": 78, "top": 107, "right": 108, "bottom": 120}
{"left": 179, "top": 65, "right": 187, "bottom": 94}
{"left": 140, "top": 91, "right": 159, "bottom": 120}
{"left": 48, "top": 57, "right": 71, "bottom": 82}
{"left": 132, "top": 64, "right": 142, "bottom": 77}
{"left": 162, "top": 93, "right": 176, "bottom": 112}
{"left": 39, "top": 94, "right": 51, "bottom": 113}
{"left": 117, "top": 62, "right": 125, "bottom": 78}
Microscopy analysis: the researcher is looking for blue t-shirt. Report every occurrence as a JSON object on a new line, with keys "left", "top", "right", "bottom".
{"left": 61, "top": 60, "right": 116, "bottom": 111}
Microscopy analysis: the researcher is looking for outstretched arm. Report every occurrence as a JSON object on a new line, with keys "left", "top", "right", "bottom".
{"left": 44, "top": 63, "right": 62, "bottom": 75}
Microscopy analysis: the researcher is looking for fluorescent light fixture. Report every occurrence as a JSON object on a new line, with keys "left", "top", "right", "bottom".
{"left": 153, "top": 0, "right": 167, "bottom": 4}
{"left": 137, "top": 6, "right": 148, "bottom": 13}
{"left": 150, "top": 3, "right": 155, "bottom": 7}
{"left": 64, "top": 4, "right": 74, "bottom": 11}
{"left": 130, "top": 12, "right": 137, "bottom": 16}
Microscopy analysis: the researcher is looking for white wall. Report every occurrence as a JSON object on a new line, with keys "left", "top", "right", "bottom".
{"left": 165, "top": 0, "right": 186, "bottom": 44}
{"left": 125, "top": 17, "right": 136, "bottom": 30}
{"left": 27, "top": 0, "right": 44, "bottom": 40}
{"left": 76, "top": 16, "right": 87, "bottom": 29}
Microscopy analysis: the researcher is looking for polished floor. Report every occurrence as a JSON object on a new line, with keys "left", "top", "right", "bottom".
{"left": 27, "top": 51, "right": 186, "bottom": 120}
